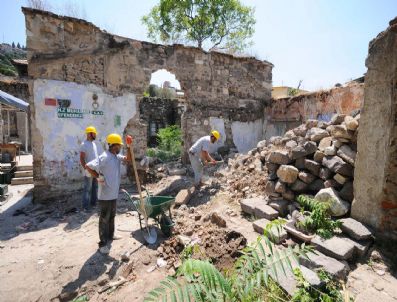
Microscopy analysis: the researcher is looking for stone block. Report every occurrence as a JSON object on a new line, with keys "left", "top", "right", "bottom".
{"left": 265, "top": 180, "right": 276, "bottom": 194}
{"left": 339, "top": 181, "right": 353, "bottom": 202}
{"left": 339, "top": 218, "right": 372, "bottom": 241}
{"left": 275, "top": 181, "right": 287, "bottom": 193}
{"left": 269, "top": 199, "right": 289, "bottom": 217}
{"left": 319, "top": 167, "right": 333, "bottom": 180}
{"left": 239, "top": 197, "right": 266, "bottom": 215}
{"left": 254, "top": 203, "right": 279, "bottom": 220}
{"left": 265, "top": 162, "right": 279, "bottom": 173}
{"left": 315, "top": 188, "right": 350, "bottom": 217}
{"left": 292, "top": 124, "right": 307, "bottom": 137}
{"left": 290, "top": 179, "right": 308, "bottom": 192}
{"left": 252, "top": 218, "right": 287, "bottom": 243}
{"left": 333, "top": 173, "right": 348, "bottom": 185}
{"left": 267, "top": 150, "right": 290, "bottom": 165}
{"left": 289, "top": 145, "right": 307, "bottom": 160}
{"left": 340, "top": 236, "right": 371, "bottom": 258}
{"left": 270, "top": 263, "right": 321, "bottom": 296}
{"left": 282, "top": 189, "right": 295, "bottom": 201}
{"left": 318, "top": 136, "right": 332, "bottom": 151}
{"left": 295, "top": 157, "right": 305, "bottom": 169}
{"left": 304, "top": 159, "right": 321, "bottom": 176}
{"left": 313, "top": 151, "right": 325, "bottom": 163}
{"left": 257, "top": 139, "right": 267, "bottom": 149}
{"left": 311, "top": 235, "right": 355, "bottom": 260}
{"left": 336, "top": 144, "right": 356, "bottom": 166}
{"left": 308, "top": 127, "right": 329, "bottom": 142}
{"left": 344, "top": 116, "right": 359, "bottom": 131}
{"left": 298, "top": 171, "right": 316, "bottom": 184}
{"left": 308, "top": 179, "right": 325, "bottom": 192}
{"left": 330, "top": 114, "right": 347, "bottom": 125}
{"left": 324, "top": 179, "right": 342, "bottom": 189}
{"left": 324, "top": 146, "right": 337, "bottom": 156}
{"left": 330, "top": 124, "right": 354, "bottom": 140}
{"left": 175, "top": 187, "right": 195, "bottom": 206}
{"left": 303, "top": 141, "right": 318, "bottom": 155}
{"left": 277, "top": 165, "right": 299, "bottom": 183}
{"left": 322, "top": 156, "right": 353, "bottom": 177}
{"left": 306, "top": 119, "right": 318, "bottom": 129}
{"left": 285, "top": 140, "right": 298, "bottom": 149}
{"left": 299, "top": 251, "right": 350, "bottom": 279}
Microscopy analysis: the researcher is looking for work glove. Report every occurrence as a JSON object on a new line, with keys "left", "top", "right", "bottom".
{"left": 126, "top": 135, "right": 133, "bottom": 146}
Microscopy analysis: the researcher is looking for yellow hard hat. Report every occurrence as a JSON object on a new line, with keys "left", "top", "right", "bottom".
{"left": 211, "top": 130, "right": 220, "bottom": 140}
{"left": 106, "top": 133, "right": 123, "bottom": 145}
{"left": 85, "top": 126, "right": 97, "bottom": 134}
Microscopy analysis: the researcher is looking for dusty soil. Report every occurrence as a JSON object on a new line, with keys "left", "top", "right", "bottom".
{"left": 0, "top": 177, "right": 257, "bottom": 302}
{"left": 1, "top": 176, "right": 396, "bottom": 302}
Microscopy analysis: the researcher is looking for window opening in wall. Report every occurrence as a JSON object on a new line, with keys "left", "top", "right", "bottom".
{"left": 142, "top": 70, "right": 184, "bottom": 148}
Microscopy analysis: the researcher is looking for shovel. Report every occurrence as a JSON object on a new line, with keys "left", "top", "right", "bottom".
{"left": 127, "top": 139, "right": 157, "bottom": 244}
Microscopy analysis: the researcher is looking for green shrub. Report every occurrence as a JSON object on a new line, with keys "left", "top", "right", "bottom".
{"left": 146, "top": 125, "right": 182, "bottom": 161}
{"left": 296, "top": 195, "right": 342, "bottom": 239}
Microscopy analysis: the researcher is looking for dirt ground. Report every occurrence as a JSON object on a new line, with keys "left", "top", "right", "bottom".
{"left": 0, "top": 177, "right": 396, "bottom": 302}
{"left": 0, "top": 178, "right": 257, "bottom": 302}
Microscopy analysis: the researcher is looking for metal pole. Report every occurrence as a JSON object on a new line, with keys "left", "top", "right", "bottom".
{"left": 25, "top": 112, "right": 28, "bottom": 153}
{"left": 7, "top": 110, "right": 10, "bottom": 142}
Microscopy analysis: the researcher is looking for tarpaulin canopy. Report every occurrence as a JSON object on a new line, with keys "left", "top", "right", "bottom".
{"left": 0, "top": 89, "right": 29, "bottom": 112}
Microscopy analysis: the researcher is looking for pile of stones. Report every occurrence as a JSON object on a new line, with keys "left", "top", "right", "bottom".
{"left": 227, "top": 113, "right": 359, "bottom": 217}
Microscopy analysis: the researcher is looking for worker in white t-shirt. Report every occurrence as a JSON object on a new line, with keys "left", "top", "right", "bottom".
{"left": 188, "top": 130, "right": 220, "bottom": 188}
{"left": 80, "top": 126, "right": 103, "bottom": 211}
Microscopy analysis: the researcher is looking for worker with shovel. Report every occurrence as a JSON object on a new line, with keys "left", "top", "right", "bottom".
{"left": 85, "top": 133, "right": 133, "bottom": 254}
{"left": 189, "top": 130, "right": 221, "bottom": 188}
{"left": 80, "top": 126, "right": 104, "bottom": 211}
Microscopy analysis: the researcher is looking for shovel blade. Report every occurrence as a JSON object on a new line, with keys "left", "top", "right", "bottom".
{"left": 143, "top": 226, "right": 157, "bottom": 244}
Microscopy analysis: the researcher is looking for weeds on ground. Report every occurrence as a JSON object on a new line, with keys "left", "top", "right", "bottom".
{"left": 291, "top": 269, "right": 353, "bottom": 302}
{"left": 296, "top": 195, "right": 342, "bottom": 239}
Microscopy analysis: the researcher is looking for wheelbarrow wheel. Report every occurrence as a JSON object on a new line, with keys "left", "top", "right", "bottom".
{"left": 160, "top": 214, "right": 174, "bottom": 237}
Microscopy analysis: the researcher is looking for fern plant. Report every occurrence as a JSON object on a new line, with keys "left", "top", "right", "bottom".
{"left": 296, "top": 195, "right": 342, "bottom": 239}
{"left": 144, "top": 236, "right": 312, "bottom": 302}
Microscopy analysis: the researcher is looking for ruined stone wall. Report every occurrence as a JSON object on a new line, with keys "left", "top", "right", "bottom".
{"left": 352, "top": 18, "right": 397, "bottom": 239}
{"left": 139, "top": 97, "right": 181, "bottom": 146}
{"left": 0, "top": 79, "right": 30, "bottom": 147}
{"left": 264, "top": 84, "right": 363, "bottom": 139}
{"left": 22, "top": 7, "right": 272, "bottom": 201}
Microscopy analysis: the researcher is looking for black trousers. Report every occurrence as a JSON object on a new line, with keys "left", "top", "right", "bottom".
{"left": 98, "top": 199, "right": 117, "bottom": 247}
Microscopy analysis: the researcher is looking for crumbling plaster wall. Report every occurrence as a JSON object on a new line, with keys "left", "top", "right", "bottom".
{"left": 23, "top": 7, "right": 273, "bottom": 201}
{"left": 264, "top": 83, "right": 364, "bottom": 139}
{"left": 32, "top": 79, "right": 137, "bottom": 200}
{"left": 352, "top": 17, "right": 397, "bottom": 239}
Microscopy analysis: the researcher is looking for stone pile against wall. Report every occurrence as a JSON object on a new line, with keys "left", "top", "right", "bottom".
{"left": 225, "top": 113, "right": 359, "bottom": 217}
{"left": 264, "top": 83, "right": 364, "bottom": 140}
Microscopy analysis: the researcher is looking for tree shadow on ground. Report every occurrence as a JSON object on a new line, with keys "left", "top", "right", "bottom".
{"left": 59, "top": 249, "right": 120, "bottom": 300}
{"left": 0, "top": 189, "right": 136, "bottom": 241}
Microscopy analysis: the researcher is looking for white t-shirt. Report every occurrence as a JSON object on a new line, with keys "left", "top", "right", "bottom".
{"left": 86, "top": 150, "right": 126, "bottom": 200}
{"left": 80, "top": 140, "right": 104, "bottom": 177}
{"left": 189, "top": 136, "right": 211, "bottom": 155}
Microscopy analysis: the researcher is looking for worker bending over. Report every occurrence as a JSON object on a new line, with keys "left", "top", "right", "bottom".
{"left": 188, "top": 130, "right": 220, "bottom": 188}
{"left": 85, "top": 133, "right": 133, "bottom": 254}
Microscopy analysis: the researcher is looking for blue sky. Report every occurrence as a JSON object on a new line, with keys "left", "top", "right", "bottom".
{"left": 1, "top": 0, "right": 396, "bottom": 91}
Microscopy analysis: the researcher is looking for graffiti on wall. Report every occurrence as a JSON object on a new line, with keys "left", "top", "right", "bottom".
{"left": 34, "top": 79, "right": 137, "bottom": 180}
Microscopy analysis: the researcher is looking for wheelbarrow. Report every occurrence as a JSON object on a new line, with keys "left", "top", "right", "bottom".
{"left": 122, "top": 189, "right": 175, "bottom": 240}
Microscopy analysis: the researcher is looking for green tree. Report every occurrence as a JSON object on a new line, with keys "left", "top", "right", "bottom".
{"left": 142, "top": 0, "right": 255, "bottom": 53}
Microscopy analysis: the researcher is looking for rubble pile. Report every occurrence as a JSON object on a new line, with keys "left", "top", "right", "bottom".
{"left": 156, "top": 205, "right": 247, "bottom": 271}
{"left": 225, "top": 113, "right": 359, "bottom": 216}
